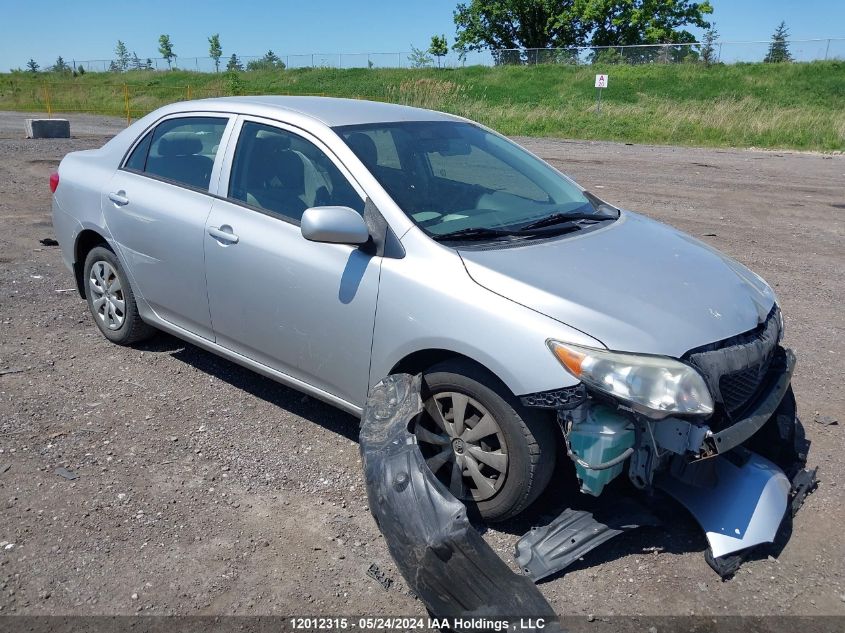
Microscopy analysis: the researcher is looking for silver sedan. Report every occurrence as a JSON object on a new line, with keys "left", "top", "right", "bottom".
{"left": 51, "top": 97, "right": 803, "bottom": 558}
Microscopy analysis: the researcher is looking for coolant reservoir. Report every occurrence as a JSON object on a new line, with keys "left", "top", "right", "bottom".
{"left": 567, "top": 404, "right": 635, "bottom": 497}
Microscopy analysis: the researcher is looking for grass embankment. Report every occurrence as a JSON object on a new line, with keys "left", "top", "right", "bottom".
{"left": 1, "top": 62, "right": 843, "bottom": 150}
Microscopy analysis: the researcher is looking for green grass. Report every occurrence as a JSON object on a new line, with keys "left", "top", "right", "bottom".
{"left": 2, "top": 61, "right": 844, "bottom": 150}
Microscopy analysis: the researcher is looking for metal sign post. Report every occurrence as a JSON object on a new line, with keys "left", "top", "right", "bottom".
{"left": 595, "top": 74, "right": 608, "bottom": 114}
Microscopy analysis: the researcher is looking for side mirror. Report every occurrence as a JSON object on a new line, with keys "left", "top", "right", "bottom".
{"left": 301, "top": 206, "right": 370, "bottom": 245}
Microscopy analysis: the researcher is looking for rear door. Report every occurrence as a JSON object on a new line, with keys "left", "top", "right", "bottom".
{"left": 204, "top": 116, "right": 381, "bottom": 408}
{"left": 103, "top": 113, "right": 235, "bottom": 339}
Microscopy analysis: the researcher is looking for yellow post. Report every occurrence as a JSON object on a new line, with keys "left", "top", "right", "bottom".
{"left": 44, "top": 83, "right": 52, "bottom": 118}
{"left": 187, "top": 85, "right": 193, "bottom": 100}
{"left": 123, "top": 84, "right": 131, "bottom": 125}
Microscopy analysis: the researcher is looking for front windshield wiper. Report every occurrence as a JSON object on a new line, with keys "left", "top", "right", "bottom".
{"left": 516, "top": 211, "right": 617, "bottom": 232}
{"left": 430, "top": 227, "right": 518, "bottom": 242}
{"left": 432, "top": 210, "right": 619, "bottom": 243}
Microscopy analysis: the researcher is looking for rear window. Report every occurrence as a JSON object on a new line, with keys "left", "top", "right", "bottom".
{"left": 124, "top": 116, "right": 228, "bottom": 191}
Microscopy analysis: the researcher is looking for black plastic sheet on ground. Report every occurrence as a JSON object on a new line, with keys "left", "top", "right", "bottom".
{"left": 359, "top": 374, "right": 559, "bottom": 632}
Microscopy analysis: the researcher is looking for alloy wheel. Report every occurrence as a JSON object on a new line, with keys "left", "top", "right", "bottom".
{"left": 414, "top": 391, "right": 508, "bottom": 502}
{"left": 88, "top": 260, "right": 126, "bottom": 330}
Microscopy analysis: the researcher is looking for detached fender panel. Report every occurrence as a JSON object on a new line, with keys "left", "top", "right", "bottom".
{"left": 658, "top": 451, "right": 790, "bottom": 559}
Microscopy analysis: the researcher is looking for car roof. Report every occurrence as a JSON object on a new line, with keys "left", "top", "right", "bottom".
{"left": 185, "top": 96, "right": 463, "bottom": 128}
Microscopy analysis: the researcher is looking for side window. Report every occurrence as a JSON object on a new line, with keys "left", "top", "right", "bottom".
{"left": 130, "top": 116, "right": 228, "bottom": 190}
{"left": 228, "top": 122, "right": 364, "bottom": 222}
{"left": 344, "top": 129, "right": 401, "bottom": 170}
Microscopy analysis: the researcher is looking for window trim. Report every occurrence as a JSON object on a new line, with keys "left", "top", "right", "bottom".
{"left": 215, "top": 114, "right": 368, "bottom": 226}
{"left": 124, "top": 128, "right": 154, "bottom": 173}
{"left": 118, "top": 112, "right": 237, "bottom": 195}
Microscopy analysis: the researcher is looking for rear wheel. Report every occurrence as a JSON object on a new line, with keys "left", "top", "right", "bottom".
{"left": 83, "top": 246, "right": 155, "bottom": 345}
{"left": 416, "top": 360, "right": 557, "bottom": 522}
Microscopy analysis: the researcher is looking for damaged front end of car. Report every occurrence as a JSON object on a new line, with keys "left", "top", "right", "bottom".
{"left": 530, "top": 305, "right": 817, "bottom": 578}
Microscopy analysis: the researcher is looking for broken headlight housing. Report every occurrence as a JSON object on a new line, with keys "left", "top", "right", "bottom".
{"left": 547, "top": 340, "right": 714, "bottom": 417}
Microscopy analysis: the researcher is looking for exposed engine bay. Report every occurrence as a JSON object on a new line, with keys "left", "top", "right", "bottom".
{"left": 526, "top": 307, "right": 818, "bottom": 577}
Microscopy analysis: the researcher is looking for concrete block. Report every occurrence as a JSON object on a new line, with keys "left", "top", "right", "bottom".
{"left": 25, "top": 119, "right": 70, "bottom": 139}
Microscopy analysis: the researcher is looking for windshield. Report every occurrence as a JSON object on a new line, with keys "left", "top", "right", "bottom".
{"left": 334, "top": 121, "right": 613, "bottom": 240}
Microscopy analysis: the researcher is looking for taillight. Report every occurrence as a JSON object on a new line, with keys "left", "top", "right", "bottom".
{"left": 49, "top": 171, "right": 60, "bottom": 193}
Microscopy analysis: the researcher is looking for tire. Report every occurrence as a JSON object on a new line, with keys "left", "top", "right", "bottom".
{"left": 83, "top": 245, "right": 155, "bottom": 345}
{"left": 416, "top": 359, "right": 557, "bottom": 522}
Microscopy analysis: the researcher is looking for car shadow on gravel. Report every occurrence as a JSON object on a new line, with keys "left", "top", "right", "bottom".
{"left": 133, "top": 333, "right": 761, "bottom": 581}
{"left": 136, "top": 333, "right": 360, "bottom": 442}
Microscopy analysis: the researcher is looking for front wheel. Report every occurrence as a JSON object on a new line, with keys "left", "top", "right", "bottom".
{"left": 416, "top": 360, "right": 557, "bottom": 522}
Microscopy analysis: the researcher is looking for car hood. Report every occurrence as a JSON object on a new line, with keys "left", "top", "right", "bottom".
{"left": 458, "top": 211, "right": 776, "bottom": 358}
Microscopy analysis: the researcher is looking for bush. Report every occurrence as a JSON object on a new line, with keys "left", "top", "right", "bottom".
{"left": 246, "top": 51, "right": 285, "bottom": 72}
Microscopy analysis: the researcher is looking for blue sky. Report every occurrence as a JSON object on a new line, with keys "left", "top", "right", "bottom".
{"left": 2, "top": 0, "right": 842, "bottom": 70}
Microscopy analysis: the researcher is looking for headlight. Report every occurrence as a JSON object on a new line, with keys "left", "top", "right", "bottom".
{"left": 774, "top": 304, "right": 785, "bottom": 343}
{"left": 547, "top": 340, "right": 714, "bottom": 417}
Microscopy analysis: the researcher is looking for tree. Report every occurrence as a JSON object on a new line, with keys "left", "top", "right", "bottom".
{"left": 429, "top": 34, "right": 449, "bottom": 68}
{"left": 408, "top": 45, "right": 434, "bottom": 68}
{"left": 51, "top": 56, "right": 70, "bottom": 73}
{"left": 77, "top": 65, "right": 86, "bottom": 75}
{"left": 453, "top": 0, "right": 713, "bottom": 57}
{"left": 226, "top": 53, "right": 243, "bottom": 71}
{"left": 262, "top": 50, "right": 282, "bottom": 67}
{"left": 208, "top": 33, "right": 223, "bottom": 72}
{"left": 115, "top": 40, "right": 130, "bottom": 71}
{"left": 26, "top": 59, "right": 39, "bottom": 73}
{"left": 700, "top": 23, "right": 719, "bottom": 66}
{"left": 131, "top": 51, "right": 144, "bottom": 71}
{"left": 765, "top": 21, "right": 792, "bottom": 63}
{"left": 453, "top": 42, "right": 470, "bottom": 65}
{"left": 583, "top": 0, "right": 713, "bottom": 47}
{"left": 454, "top": 0, "right": 588, "bottom": 53}
{"left": 158, "top": 34, "right": 176, "bottom": 69}
{"left": 246, "top": 50, "right": 285, "bottom": 71}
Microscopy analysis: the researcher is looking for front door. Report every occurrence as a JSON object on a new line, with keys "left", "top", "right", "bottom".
{"left": 204, "top": 118, "right": 381, "bottom": 408}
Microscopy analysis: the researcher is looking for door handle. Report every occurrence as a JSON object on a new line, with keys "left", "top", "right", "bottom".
{"left": 208, "top": 225, "right": 239, "bottom": 244}
{"left": 108, "top": 191, "right": 129, "bottom": 206}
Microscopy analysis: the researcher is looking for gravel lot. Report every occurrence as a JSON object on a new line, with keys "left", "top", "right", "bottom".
{"left": 1, "top": 111, "right": 843, "bottom": 621}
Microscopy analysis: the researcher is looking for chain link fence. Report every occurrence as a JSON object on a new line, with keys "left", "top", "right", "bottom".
{"left": 492, "top": 39, "right": 845, "bottom": 65}
{"left": 4, "top": 37, "right": 841, "bottom": 129}
{"left": 34, "top": 39, "right": 845, "bottom": 73}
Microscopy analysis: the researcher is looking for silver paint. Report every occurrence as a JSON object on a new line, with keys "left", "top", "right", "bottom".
{"left": 301, "top": 206, "right": 370, "bottom": 244}
{"left": 659, "top": 451, "right": 791, "bottom": 558}
{"left": 51, "top": 95, "right": 779, "bottom": 415}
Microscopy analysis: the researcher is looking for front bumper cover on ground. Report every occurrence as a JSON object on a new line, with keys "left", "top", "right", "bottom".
{"left": 658, "top": 450, "right": 791, "bottom": 559}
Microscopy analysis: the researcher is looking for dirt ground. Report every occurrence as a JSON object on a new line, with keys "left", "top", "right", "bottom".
{"left": 1, "top": 111, "right": 843, "bottom": 623}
